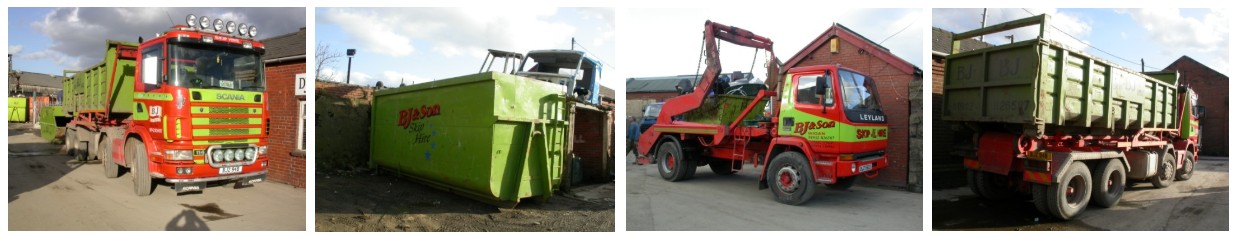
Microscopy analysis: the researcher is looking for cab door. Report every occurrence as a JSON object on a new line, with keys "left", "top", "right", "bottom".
{"left": 779, "top": 68, "right": 843, "bottom": 154}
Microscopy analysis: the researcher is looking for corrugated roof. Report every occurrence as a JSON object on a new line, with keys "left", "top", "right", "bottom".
{"left": 8, "top": 71, "right": 66, "bottom": 89}
{"left": 261, "top": 27, "right": 306, "bottom": 60}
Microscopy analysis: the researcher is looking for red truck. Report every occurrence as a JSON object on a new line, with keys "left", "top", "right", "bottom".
{"left": 60, "top": 14, "right": 270, "bottom": 196}
{"left": 636, "top": 21, "right": 890, "bottom": 204}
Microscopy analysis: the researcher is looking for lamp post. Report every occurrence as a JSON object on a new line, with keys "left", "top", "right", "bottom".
{"left": 345, "top": 49, "right": 356, "bottom": 84}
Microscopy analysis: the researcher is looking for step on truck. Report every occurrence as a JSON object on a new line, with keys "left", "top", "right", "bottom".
{"left": 942, "top": 14, "right": 1204, "bottom": 220}
{"left": 635, "top": 21, "right": 891, "bottom": 205}
{"left": 58, "top": 15, "right": 271, "bottom": 196}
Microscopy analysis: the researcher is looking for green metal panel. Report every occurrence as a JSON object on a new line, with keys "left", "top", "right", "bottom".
{"left": 39, "top": 106, "right": 64, "bottom": 141}
{"left": 8, "top": 97, "right": 27, "bottom": 122}
{"left": 942, "top": 21, "right": 1177, "bottom": 135}
{"left": 62, "top": 41, "right": 137, "bottom": 114}
{"left": 370, "top": 72, "right": 569, "bottom": 207}
{"left": 682, "top": 94, "right": 766, "bottom": 125}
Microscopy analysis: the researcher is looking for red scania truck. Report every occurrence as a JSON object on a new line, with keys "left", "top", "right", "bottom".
{"left": 60, "top": 14, "right": 270, "bottom": 196}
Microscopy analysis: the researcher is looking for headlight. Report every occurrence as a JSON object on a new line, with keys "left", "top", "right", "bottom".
{"left": 246, "top": 148, "right": 257, "bottom": 160}
{"left": 212, "top": 150, "right": 223, "bottom": 162}
{"left": 164, "top": 150, "right": 193, "bottom": 161}
{"left": 258, "top": 145, "right": 268, "bottom": 155}
{"left": 225, "top": 149, "right": 235, "bottom": 161}
{"left": 225, "top": 21, "right": 236, "bottom": 33}
{"left": 199, "top": 16, "right": 211, "bottom": 30}
{"left": 186, "top": 15, "right": 197, "bottom": 28}
{"left": 248, "top": 26, "right": 257, "bottom": 37}
{"left": 213, "top": 19, "right": 224, "bottom": 32}
{"left": 238, "top": 23, "right": 249, "bottom": 35}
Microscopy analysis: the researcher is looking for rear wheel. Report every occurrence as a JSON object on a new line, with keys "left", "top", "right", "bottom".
{"left": 1151, "top": 154, "right": 1176, "bottom": 188}
{"left": 974, "top": 170, "right": 1013, "bottom": 200}
{"left": 656, "top": 139, "right": 693, "bottom": 181}
{"left": 767, "top": 152, "right": 815, "bottom": 205}
{"left": 1176, "top": 153, "right": 1194, "bottom": 181}
{"left": 1032, "top": 183, "right": 1050, "bottom": 216}
{"left": 1045, "top": 162, "right": 1091, "bottom": 220}
{"left": 966, "top": 170, "right": 981, "bottom": 196}
{"left": 128, "top": 137, "right": 153, "bottom": 196}
{"left": 826, "top": 176, "right": 856, "bottom": 190}
{"left": 1090, "top": 159, "right": 1124, "bottom": 208}
{"left": 709, "top": 159, "right": 740, "bottom": 175}
{"left": 100, "top": 135, "right": 120, "bottom": 178}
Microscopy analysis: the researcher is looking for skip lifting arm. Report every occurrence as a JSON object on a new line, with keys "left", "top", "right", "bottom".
{"left": 657, "top": 21, "right": 776, "bottom": 123}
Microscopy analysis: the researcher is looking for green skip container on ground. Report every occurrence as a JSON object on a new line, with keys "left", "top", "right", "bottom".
{"left": 8, "top": 97, "right": 27, "bottom": 122}
{"left": 942, "top": 14, "right": 1178, "bottom": 136}
{"left": 370, "top": 71, "right": 569, "bottom": 208}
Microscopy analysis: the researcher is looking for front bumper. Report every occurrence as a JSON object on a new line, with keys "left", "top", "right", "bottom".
{"left": 812, "top": 154, "right": 888, "bottom": 184}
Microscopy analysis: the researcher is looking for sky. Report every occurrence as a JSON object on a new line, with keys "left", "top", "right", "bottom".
{"left": 8, "top": 7, "right": 306, "bottom": 76}
{"left": 315, "top": 7, "right": 617, "bottom": 89}
{"left": 620, "top": 8, "right": 924, "bottom": 79}
{"left": 933, "top": 8, "right": 1230, "bottom": 74}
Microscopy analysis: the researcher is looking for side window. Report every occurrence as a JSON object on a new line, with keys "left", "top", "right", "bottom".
{"left": 795, "top": 75, "right": 833, "bottom": 105}
{"left": 140, "top": 43, "right": 164, "bottom": 89}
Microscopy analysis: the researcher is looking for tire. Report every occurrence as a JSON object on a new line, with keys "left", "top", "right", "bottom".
{"left": 1151, "top": 154, "right": 1176, "bottom": 188}
{"left": 128, "top": 137, "right": 153, "bottom": 196}
{"left": 826, "top": 176, "right": 856, "bottom": 190}
{"left": 1032, "top": 183, "right": 1050, "bottom": 216}
{"left": 709, "top": 159, "right": 740, "bottom": 175}
{"left": 69, "top": 129, "right": 87, "bottom": 161}
{"left": 966, "top": 170, "right": 982, "bottom": 196}
{"left": 655, "top": 139, "right": 692, "bottom": 181}
{"left": 1045, "top": 162, "right": 1091, "bottom": 220}
{"left": 766, "top": 152, "right": 815, "bottom": 205}
{"left": 100, "top": 134, "right": 120, "bottom": 178}
{"left": 1090, "top": 159, "right": 1125, "bottom": 208}
{"left": 1176, "top": 153, "right": 1194, "bottom": 181}
{"left": 974, "top": 171, "right": 1013, "bottom": 200}
{"left": 65, "top": 128, "right": 77, "bottom": 156}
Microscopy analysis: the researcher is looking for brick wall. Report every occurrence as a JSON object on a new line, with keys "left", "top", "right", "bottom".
{"left": 1166, "top": 58, "right": 1229, "bottom": 156}
{"left": 314, "top": 81, "right": 374, "bottom": 171}
{"left": 572, "top": 108, "right": 614, "bottom": 183}
{"left": 316, "top": 81, "right": 374, "bottom": 100}
{"left": 931, "top": 55, "right": 966, "bottom": 188}
{"left": 264, "top": 61, "right": 307, "bottom": 188}
{"left": 790, "top": 37, "right": 915, "bottom": 189}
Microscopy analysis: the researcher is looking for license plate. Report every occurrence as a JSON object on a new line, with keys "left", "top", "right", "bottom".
{"left": 858, "top": 163, "right": 873, "bottom": 173}
{"left": 1027, "top": 150, "right": 1052, "bottom": 161}
{"left": 219, "top": 166, "right": 242, "bottom": 175}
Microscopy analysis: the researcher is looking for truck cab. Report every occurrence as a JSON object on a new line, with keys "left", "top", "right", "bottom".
{"left": 119, "top": 15, "right": 270, "bottom": 195}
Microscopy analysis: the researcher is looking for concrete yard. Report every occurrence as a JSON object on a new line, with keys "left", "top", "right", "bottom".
{"left": 8, "top": 124, "right": 306, "bottom": 231}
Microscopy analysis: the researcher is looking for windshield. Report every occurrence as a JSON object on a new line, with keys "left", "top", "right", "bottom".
{"left": 643, "top": 103, "right": 663, "bottom": 120}
{"left": 839, "top": 70, "right": 881, "bottom": 111}
{"left": 168, "top": 43, "right": 265, "bottom": 92}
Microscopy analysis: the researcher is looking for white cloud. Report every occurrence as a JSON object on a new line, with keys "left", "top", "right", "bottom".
{"left": 1120, "top": 8, "right": 1229, "bottom": 73}
{"left": 380, "top": 70, "right": 430, "bottom": 86}
{"left": 933, "top": 8, "right": 1092, "bottom": 51}
{"left": 8, "top": 45, "right": 23, "bottom": 55}
{"left": 324, "top": 8, "right": 578, "bottom": 60}
{"left": 26, "top": 7, "right": 304, "bottom": 70}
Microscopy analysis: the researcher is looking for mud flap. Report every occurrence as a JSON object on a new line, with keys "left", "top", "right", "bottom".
{"left": 175, "top": 182, "right": 206, "bottom": 193}
{"left": 237, "top": 174, "right": 267, "bottom": 187}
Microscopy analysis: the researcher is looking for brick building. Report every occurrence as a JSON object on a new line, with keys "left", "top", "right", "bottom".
{"left": 262, "top": 27, "right": 307, "bottom": 187}
{"left": 930, "top": 27, "right": 992, "bottom": 188}
{"left": 783, "top": 23, "right": 922, "bottom": 189}
{"left": 1165, "top": 56, "right": 1229, "bottom": 156}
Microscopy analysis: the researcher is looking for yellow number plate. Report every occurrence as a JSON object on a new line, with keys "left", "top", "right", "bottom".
{"left": 1026, "top": 150, "right": 1052, "bottom": 161}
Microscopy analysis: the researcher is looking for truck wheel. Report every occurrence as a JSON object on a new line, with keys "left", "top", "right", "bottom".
{"left": 767, "top": 152, "right": 815, "bottom": 205}
{"left": 1176, "top": 153, "right": 1194, "bottom": 181}
{"left": 100, "top": 135, "right": 120, "bottom": 178}
{"left": 1045, "top": 162, "right": 1091, "bottom": 220}
{"left": 128, "top": 137, "right": 153, "bottom": 196}
{"left": 975, "top": 171, "right": 1013, "bottom": 200}
{"left": 1090, "top": 159, "right": 1124, "bottom": 208}
{"left": 709, "top": 159, "right": 740, "bottom": 175}
{"left": 1150, "top": 154, "right": 1176, "bottom": 188}
{"left": 684, "top": 157, "right": 698, "bottom": 179}
{"left": 826, "top": 176, "right": 856, "bottom": 190}
{"left": 656, "top": 139, "right": 691, "bottom": 181}
{"left": 1031, "top": 183, "right": 1050, "bottom": 216}
{"left": 65, "top": 128, "right": 77, "bottom": 156}
{"left": 966, "top": 170, "right": 982, "bottom": 197}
